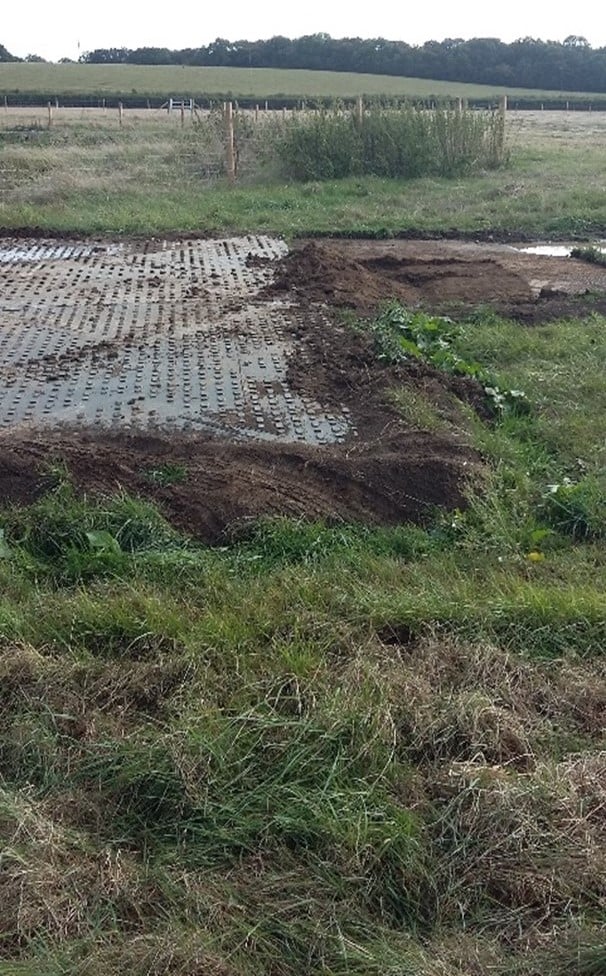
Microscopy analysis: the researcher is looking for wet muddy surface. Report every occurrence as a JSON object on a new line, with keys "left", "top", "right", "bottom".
{"left": 2, "top": 234, "right": 606, "bottom": 539}
{"left": 0, "top": 235, "right": 350, "bottom": 444}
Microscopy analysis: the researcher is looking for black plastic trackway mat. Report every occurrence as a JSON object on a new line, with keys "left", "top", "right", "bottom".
{"left": 0, "top": 236, "right": 350, "bottom": 444}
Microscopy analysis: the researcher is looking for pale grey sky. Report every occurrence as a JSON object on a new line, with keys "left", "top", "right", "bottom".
{"left": 4, "top": 0, "right": 605, "bottom": 63}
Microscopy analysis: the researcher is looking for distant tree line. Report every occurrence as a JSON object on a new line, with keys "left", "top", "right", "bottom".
{"left": 0, "top": 43, "right": 19, "bottom": 62}
{"left": 3, "top": 34, "right": 606, "bottom": 92}
{"left": 80, "top": 35, "right": 606, "bottom": 92}
{"left": 0, "top": 44, "right": 46, "bottom": 62}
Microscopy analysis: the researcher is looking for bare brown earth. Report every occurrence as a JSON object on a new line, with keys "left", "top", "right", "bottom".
{"left": 266, "top": 239, "right": 606, "bottom": 321}
{"left": 3, "top": 236, "right": 606, "bottom": 541}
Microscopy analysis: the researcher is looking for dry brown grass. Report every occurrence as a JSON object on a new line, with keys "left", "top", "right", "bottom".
{"left": 0, "top": 786, "right": 163, "bottom": 951}
{"left": 0, "top": 532, "right": 604, "bottom": 974}
{"left": 359, "top": 637, "right": 606, "bottom": 766}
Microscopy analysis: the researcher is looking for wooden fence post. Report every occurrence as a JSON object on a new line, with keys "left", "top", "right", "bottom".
{"left": 118, "top": 101, "right": 124, "bottom": 126}
{"left": 4, "top": 95, "right": 8, "bottom": 112}
{"left": 255, "top": 103, "right": 259, "bottom": 122}
{"left": 497, "top": 94, "right": 507, "bottom": 155}
{"left": 47, "top": 101, "right": 53, "bottom": 127}
{"left": 224, "top": 101, "right": 236, "bottom": 183}
{"left": 180, "top": 103, "right": 185, "bottom": 127}
{"left": 355, "top": 95, "right": 364, "bottom": 125}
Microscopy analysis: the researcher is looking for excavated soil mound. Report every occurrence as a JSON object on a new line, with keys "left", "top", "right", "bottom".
{"left": 265, "top": 241, "right": 533, "bottom": 313}
{"left": 265, "top": 242, "right": 419, "bottom": 310}
{"left": 0, "top": 429, "right": 476, "bottom": 544}
{"left": 265, "top": 239, "right": 606, "bottom": 321}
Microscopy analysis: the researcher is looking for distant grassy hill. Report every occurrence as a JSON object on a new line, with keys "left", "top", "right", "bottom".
{"left": 1, "top": 63, "right": 605, "bottom": 105}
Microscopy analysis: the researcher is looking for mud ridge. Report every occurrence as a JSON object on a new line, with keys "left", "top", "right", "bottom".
{"left": 265, "top": 239, "right": 606, "bottom": 322}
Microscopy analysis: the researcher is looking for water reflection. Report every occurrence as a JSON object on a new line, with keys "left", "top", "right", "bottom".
{"left": 517, "top": 243, "right": 606, "bottom": 257}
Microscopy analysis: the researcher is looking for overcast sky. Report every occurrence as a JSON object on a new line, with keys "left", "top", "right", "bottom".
{"left": 4, "top": 0, "right": 606, "bottom": 62}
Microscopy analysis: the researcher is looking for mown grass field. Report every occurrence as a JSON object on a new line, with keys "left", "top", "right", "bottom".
{"left": 2, "top": 61, "right": 606, "bottom": 103}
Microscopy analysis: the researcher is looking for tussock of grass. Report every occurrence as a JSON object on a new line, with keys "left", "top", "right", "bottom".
{"left": 389, "top": 386, "right": 454, "bottom": 433}
{"left": 428, "top": 757, "right": 606, "bottom": 935}
{"left": 570, "top": 244, "right": 606, "bottom": 266}
{"left": 276, "top": 106, "right": 506, "bottom": 181}
{"left": 229, "top": 515, "right": 435, "bottom": 570}
{"left": 0, "top": 785, "right": 163, "bottom": 953}
{"left": 1, "top": 480, "right": 188, "bottom": 583}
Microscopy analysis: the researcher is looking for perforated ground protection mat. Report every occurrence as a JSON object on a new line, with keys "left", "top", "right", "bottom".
{"left": 0, "top": 236, "right": 351, "bottom": 444}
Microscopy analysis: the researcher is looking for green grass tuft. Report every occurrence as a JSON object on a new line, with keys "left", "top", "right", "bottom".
{"left": 276, "top": 106, "right": 506, "bottom": 181}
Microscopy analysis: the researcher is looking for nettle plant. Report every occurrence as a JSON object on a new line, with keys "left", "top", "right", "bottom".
{"left": 370, "top": 303, "right": 529, "bottom": 420}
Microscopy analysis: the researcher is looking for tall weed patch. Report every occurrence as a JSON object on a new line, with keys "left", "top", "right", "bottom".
{"left": 276, "top": 105, "right": 506, "bottom": 181}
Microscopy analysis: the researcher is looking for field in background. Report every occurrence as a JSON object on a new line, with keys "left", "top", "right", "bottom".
{"left": 1, "top": 107, "right": 606, "bottom": 236}
{"left": 2, "top": 62, "right": 606, "bottom": 105}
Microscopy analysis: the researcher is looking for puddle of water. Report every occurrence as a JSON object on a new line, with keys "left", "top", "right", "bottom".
{"left": 519, "top": 245, "right": 573, "bottom": 257}
{"left": 517, "top": 243, "right": 606, "bottom": 257}
{"left": 0, "top": 243, "right": 121, "bottom": 264}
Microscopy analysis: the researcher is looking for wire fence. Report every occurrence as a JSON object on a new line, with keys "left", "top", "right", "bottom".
{"left": 0, "top": 105, "right": 297, "bottom": 200}
{"left": 3, "top": 101, "right": 601, "bottom": 202}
